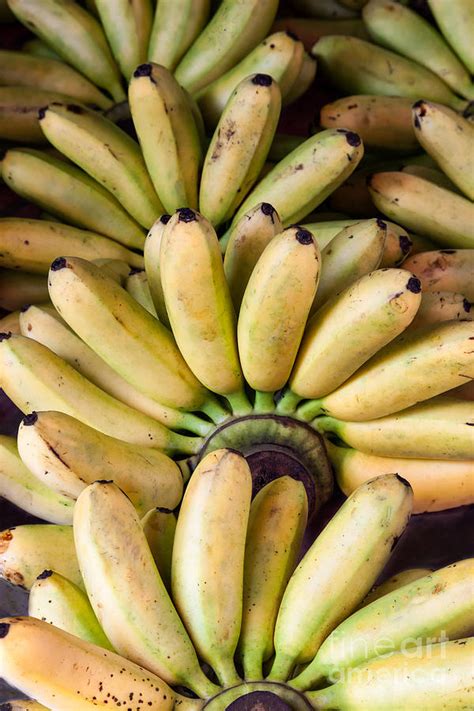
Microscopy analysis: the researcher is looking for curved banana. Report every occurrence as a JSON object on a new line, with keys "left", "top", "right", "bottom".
{"left": 0, "top": 269, "right": 49, "bottom": 311}
{"left": 143, "top": 214, "right": 171, "bottom": 327}
{"left": 172, "top": 449, "right": 252, "bottom": 687}
{"left": 326, "top": 439, "right": 474, "bottom": 514}
{"left": 125, "top": 268, "right": 157, "bottom": 317}
{"left": 74, "top": 481, "right": 219, "bottom": 697}
{"left": 2, "top": 148, "right": 146, "bottom": 249}
{"left": 94, "top": 0, "right": 152, "bottom": 80}
{"left": 368, "top": 172, "right": 474, "bottom": 249}
{"left": 408, "top": 290, "right": 472, "bottom": 330}
{"left": 267, "top": 473, "right": 413, "bottom": 681}
{"left": 237, "top": 476, "right": 308, "bottom": 681}
{"left": 284, "top": 50, "right": 317, "bottom": 104}
{"left": 428, "top": 0, "right": 474, "bottom": 74}
{"left": 361, "top": 568, "right": 433, "bottom": 607}
{"left": 402, "top": 249, "right": 474, "bottom": 301}
{"left": 7, "top": 0, "right": 124, "bottom": 101}
{"left": 129, "top": 62, "right": 202, "bottom": 213}
{"left": 38, "top": 103, "right": 163, "bottom": 229}
{"left": 141, "top": 507, "right": 176, "bottom": 593}
{"left": 148, "top": 0, "right": 210, "bottom": 71}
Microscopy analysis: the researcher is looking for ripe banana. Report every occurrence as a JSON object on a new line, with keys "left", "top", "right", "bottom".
{"left": 400, "top": 163, "right": 461, "bottom": 194}
{"left": 362, "top": 568, "right": 433, "bottom": 607}
{"left": 17, "top": 410, "right": 184, "bottom": 514}
{"left": 125, "top": 268, "right": 157, "bottom": 317}
{"left": 402, "top": 249, "right": 474, "bottom": 300}
{"left": 199, "top": 73, "right": 281, "bottom": 227}
{"left": 29, "top": 569, "right": 113, "bottom": 650}
{"left": 238, "top": 226, "right": 320, "bottom": 394}
{"left": 174, "top": 0, "right": 279, "bottom": 94}
{"left": 223, "top": 202, "right": 283, "bottom": 309}
{"left": 141, "top": 507, "right": 176, "bottom": 593}
{"left": 412, "top": 100, "right": 474, "bottom": 201}
{"left": 326, "top": 439, "right": 474, "bottom": 513}
{"left": 74, "top": 480, "right": 219, "bottom": 697}
{"left": 0, "top": 218, "right": 143, "bottom": 274}
{"left": 7, "top": 0, "right": 125, "bottom": 101}
{"left": 2, "top": 148, "right": 146, "bottom": 249}
{"left": 143, "top": 214, "right": 171, "bottom": 327}
{"left": 0, "top": 269, "right": 49, "bottom": 311}
{"left": 172, "top": 449, "right": 252, "bottom": 687}
{"left": 129, "top": 62, "right": 202, "bottom": 214}
{"left": 428, "top": 0, "right": 474, "bottom": 74}
{"left": 368, "top": 172, "right": 474, "bottom": 249}
{"left": 0, "top": 524, "right": 81, "bottom": 590}
{"left": 267, "top": 473, "right": 413, "bottom": 681}
{"left": 408, "top": 290, "right": 472, "bottom": 330}
{"left": 38, "top": 103, "right": 163, "bottom": 229}
{"left": 363, "top": 0, "right": 474, "bottom": 100}
{"left": 148, "top": 0, "right": 210, "bottom": 71}
{"left": 0, "top": 434, "right": 74, "bottom": 524}
{"left": 237, "top": 476, "right": 308, "bottom": 681}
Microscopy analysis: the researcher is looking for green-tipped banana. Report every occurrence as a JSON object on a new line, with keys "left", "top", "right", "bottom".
{"left": 0, "top": 434, "right": 74, "bottom": 525}
{"left": 94, "top": 0, "right": 152, "bottom": 80}
{"left": 361, "top": 567, "right": 433, "bottom": 607}
{"left": 125, "top": 268, "right": 157, "bottom": 317}
{"left": 267, "top": 473, "right": 413, "bottom": 681}
{"left": 29, "top": 569, "right": 113, "bottom": 650}
{"left": 148, "top": 0, "right": 210, "bottom": 71}
{"left": 17, "top": 410, "right": 184, "bottom": 514}
{"left": 0, "top": 524, "right": 80, "bottom": 590}
{"left": 428, "top": 0, "right": 474, "bottom": 74}
{"left": 174, "top": 0, "right": 279, "bottom": 94}
{"left": 312, "top": 35, "right": 468, "bottom": 111}
{"left": 402, "top": 250, "right": 474, "bottom": 301}
{"left": 143, "top": 214, "right": 171, "bottom": 327}
{"left": 2, "top": 148, "right": 145, "bottom": 249}
{"left": 368, "top": 172, "right": 474, "bottom": 249}
{"left": 0, "top": 270, "right": 49, "bottom": 312}
{"left": 172, "top": 449, "right": 252, "bottom": 687}
{"left": 408, "top": 290, "right": 472, "bottom": 330}
{"left": 141, "top": 507, "right": 177, "bottom": 593}
{"left": 238, "top": 226, "right": 320, "bottom": 394}
{"left": 38, "top": 103, "right": 163, "bottom": 229}
{"left": 129, "top": 62, "right": 202, "bottom": 213}
{"left": 223, "top": 202, "right": 283, "bottom": 309}
{"left": 7, "top": 0, "right": 124, "bottom": 101}
{"left": 74, "top": 481, "right": 219, "bottom": 697}
{"left": 200, "top": 73, "right": 281, "bottom": 227}
{"left": 237, "top": 476, "right": 308, "bottom": 681}
{"left": 363, "top": 0, "right": 474, "bottom": 100}
{"left": 412, "top": 100, "right": 474, "bottom": 201}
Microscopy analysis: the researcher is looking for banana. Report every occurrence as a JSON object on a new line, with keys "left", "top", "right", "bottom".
{"left": 0, "top": 616, "right": 191, "bottom": 710}
{"left": 0, "top": 524, "right": 81, "bottom": 590}
{"left": 172, "top": 449, "right": 252, "bottom": 687}
{"left": 0, "top": 309, "right": 21, "bottom": 335}
{"left": 307, "top": 637, "right": 474, "bottom": 710}
{"left": 223, "top": 202, "right": 283, "bottom": 309}
{"left": 368, "top": 172, "right": 474, "bottom": 250}
{"left": 160, "top": 209, "right": 249, "bottom": 413}
{"left": 125, "top": 268, "right": 157, "bottom": 317}
{"left": 174, "top": 0, "right": 279, "bottom": 94}
{"left": 94, "top": 0, "right": 152, "bottom": 80}
{"left": 312, "top": 35, "right": 468, "bottom": 111}
{"left": 379, "top": 221, "right": 413, "bottom": 267}
{"left": 412, "top": 100, "right": 474, "bottom": 201}
{"left": 0, "top": 701, "right": 48, "bottom": 710}
{"left": 2, "top": 148, "right": 146, "bottom": 249}
{"left": 29, "top": 570, "right": 113, "bottom": 650}
{"left": 271, "top": 18, "right": 370, "bottom": 48}
{"left": 0, "top": 333, "right": 200, "bottom": 453}
{"left": 363, "top": 0, "right": 474, "bottom": 100}
{"left": 281, "top": 50, "right": 317, "bottom": 105}
{"left": 22, "top": 37, "right": 62, "bottom": 60}
{"left": 237, "top": 476, "right": 308, "bottom": 681}
{"left": 197, "top": 31, "right": 304, "bottom": 128}
{"left": 361, "top": 568, "right": 434, "bottom": 607}
{"left": 408, "top": 290, "right": 472, "bottom": 330}
{"left": 74, "top": 480, "right": 219, "bottom": 697}
{"left": 38, "top": 103, "right": 163, "bottom": 229}
{"left": 47, "top": 256, "right": 211, "bottom": 413}
{"left": 402, "top": 250, "right": 474, "bottom": 300}
{"left": 229, "top": 128, "right": 364, "bottom": 229}
{"left": 148, "top": 0, "right": 210, "bottom": 71}
{"left": 17, "top": 410, "right": 184, "bottom": 514}
{"left": 140, "top": 507, "right": 176, "bottom": 593}
{"left": 143, "top": 214, "right": 172, "bottom": 327}
{"left": 129, "top": 62, "right": 202, "bottom": 214}
{"left": 199, "top": 74, "right": 281, "bottom": 227}
{"left": 268, "top": 133, "right": 305, "bottom": 162}
{"left": 7, "top": 0, "right": 124, "bottom": 102}
{"left": 0, "top": 218, "right": 143, "bottom": 274}
{"left": 315, "top": 396, "right": 474, "bottom": 460}
{"left": 0, "top": 434, "right": 74, "bottom": 524}
{"left": 428, "top": 0, "right": 474, "bottom": 74}
{"left": 302, "top": 219, "right": 361, "bottom": 250}
{"left": 0, "top": 270, "right": 49, "bottom": 311}
{"left": 0, "top": 50, "right": 112, "bottom": 109}
{"left": 238, "top": 226, "right": 320, "bottom": 394}
{"left": 267, "top": 473, "right": 413, "bottom": 681}
{"left": 320, "top": 95, "right": 417, "bottom": 151}
{"left": 326, "top": 439, "right": 474, "bottom": 513}
{"left": 401, "top": 163, "right": 461, "bottom": 194}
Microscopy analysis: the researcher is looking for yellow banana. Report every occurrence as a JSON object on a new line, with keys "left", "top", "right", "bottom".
{"left": 408, "top": 290, "right": 472, "bottom": 330}
{"left": 141, "top": 507, "right": 176, "bottom": 593}
{"left": 428, "top": 0, "right": 474, "bottom": 74}
{"left": 284, "top": 50, "right": 317, "bottom": 104}
{"left": 148, "top": 0, "right": 210, "bottom": 71}
{"left": 0, "top": 269, "right": 49, "bottom": 311}
{"left": 361, "top": 568, "right": 434, "bottom": 607}
{"left": 125, "top": 268, "right": 157, "bottom": 317}
{"left": 402, "top": 249, "right": 474, "bottom": 301}
{"left": 143, "top": 214, "right": 172, "bottom": 327}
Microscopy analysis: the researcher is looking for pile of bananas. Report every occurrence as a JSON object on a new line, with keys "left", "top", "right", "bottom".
{"left": 0, "top": 0, "right": 473, "bottom": 708}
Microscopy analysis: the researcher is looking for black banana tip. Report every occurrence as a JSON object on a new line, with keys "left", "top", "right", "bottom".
{"left": 295, "top": 228, "right": 314, "bottom": 245}
{"left": 0, "top": 623, "right": 10, "bottom": 638}
{"left": 412, "top": 99, "right": 427, "bottom": 114}
{"left": 252, "top": 73, "right": 273, "bottom": 86}
{"left": 395, "top": 474, "right": 412, "bottom": 488}
{"left": 22, "top": 412, "right": 38, "bottom": 426}
{"left": 399, "top": 234, "right": 412, "bottom": 254}
{"left": 285, "top": 30, "right": 299, "bottom": 41}
{"left": 134, "top": 63, "right": 153, "bottom": 78}
{"left": 67, "top": 104, "right": 84, "bottom": 115}
{"left": 177, "top": 207, "right": 197, "bottom": 223}
{"left": 20, "top": 303, "right": 32, "bottom": 313}
{"left": 0, "top": 703, "right": 13, "bottom": 710}
{"left": 50, "top": 256, "right": 68, "bottom": 271}
{"left": 38, "top": 106, "right": 47, "bottom": 120}
{"left": 0, "top": 332, "right": 12, "bottom": 342}
{"left": 128, "top": 267, "right": 144, "bottom": 276}
{"left": 261, "top": 202, "right": 275, "bottom": 216}
{"left": 463, "top": 298, "right": 471, "bottom": 313}
{"left": 337, "top": 128, "right": 361, "bottom": 147}
{"left": 406, "top": 276, "right": 421, "bottom": 293}
{"left": 37, "top": 569, "right": 53, "bottom": 580}
{"left": 156, "top": 507, "right": 173, "bottom": 514}
{"left": 95, "top": 479, "right": 114, "bottom": 485}
{"left": 160, "top": 214, "right": 171, "bottom": 225}
{"left": 376, "top": 218, "right": 387, "bottom": 230}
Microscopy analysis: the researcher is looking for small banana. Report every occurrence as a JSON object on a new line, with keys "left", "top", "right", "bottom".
{"left": 368, "top": 172, "right": 474, "bottom": 249}
{"left": 237, "top": 476, "right": 308, "bottom": 681}
{"left": 408, "top": 290, "right": 472, "bottom": 330}
{"left": 141, "top": 507, "right": 176, "bottom": 593}
{"left": 326, "top": 439, "right": 474, "bottom": 514}
{"left": 172, "top": 449, "right": 252, "bottom": 687}
{"left": 17, "top": 410, "right": 184, "bottom": 514}
{"left": 361, "top": 568, "right": 434, "bottom": 607}
{"left": 148, "top": 0, "right": 210, "bottom": 71}
{"left": 74, "top": 481, "right": 219, "bottom": 697}
{"left": 125, "top": 268, "right": 157, "bottom": 317}
{"left": 400, "top": 163, "right": 461, "bottom": 194}
{"left": 94, "top": 0, "right": 152, "bottom": 80}
{"left": 38, "top": 103, "right": 163, "bottom": 229}
{"left": 267, "top": 473, "right": 413, "bottom": 681}
{"left": 143, "top": 214, "right": 171, "bottom": 327}
{"left": 0, "top": 269, "right": 49, "bottom": 311}
{"left": 129, "top": 62, "right": 202, "bottom": 214}
{"left": 427, "top": 0, "right": 474, "bottom": 74}
{"left": 402, "top": 249, "right": 474, "bottom": 301}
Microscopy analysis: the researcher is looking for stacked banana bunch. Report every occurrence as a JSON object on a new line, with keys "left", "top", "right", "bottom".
{"left": 1, "top": 455, "right": 473, "bottom": 709}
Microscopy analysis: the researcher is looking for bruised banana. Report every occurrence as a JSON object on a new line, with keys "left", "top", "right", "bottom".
{"left": 124, "top": 268, "right": 157, "bottom": 317}
{"left": 148, "top": 0, "right": 210, "bottom": 71}
{"left": 428, "top": 0, "right": 474, "bottom": 75}
{"left": 141, "top": 507, "right": 176, "bottom": 593}
{"left": 402, "top": 249, "right": 474, "bottom": 301}
{"left": 143, "top": 214, "right": 171, "bottom": 327}
{"left": 408, "top": 290, "right": 472, "bottom": 330}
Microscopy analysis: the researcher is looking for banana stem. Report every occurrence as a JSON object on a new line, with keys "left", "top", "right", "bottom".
{"left": 243, "top": 656, "right": 264, "bottom": 683}
{"left": 296, "top": 399, "right": 324, "bottom": 422}
{"left": 200, "top": 397, "right": 231, "bottom": 424}
{"left": 266, "top": 653, "right": 295, "bottom": 683}
{"left": 253, "top": 390, "right": 276, "bottom": 413}
{"left": 109, "top": 80, "right": 127, "bottom": 103}
{"left": 169, "top": 433, "right": 203, "bottom": 456}
{"left": 214, "top": 657, "right": 241, "bottom": 689}
{"left": 173, "top": 695, "right": 205, "bottom": 710}
{"left": 276, "top": 388, "right": 302, "bottom": 415}
{"left": 218, "top": 227, "right": 232, "bottom": 254}
{"left": 178, "top": 412, "right": 215, "bottom": 437}
{"left": 304, "top": 685, "right": 338, "bottom": 709}
{"left": 226, "top": 390, "right": 253, "bottom": 416}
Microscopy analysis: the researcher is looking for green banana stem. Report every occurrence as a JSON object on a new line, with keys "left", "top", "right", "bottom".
{"left": 296, "top": 399, "right": 324, "bottom": 422}
{"left": 219, "top": 228, "right": 232, "bottom": 254}
{"left": 276, "top": 388, "right": 302, "bottom": 415}
{"left": 169, "top": 433, "right": 204, "bottom": 456}
{"left": 253, "top": 390, "right": 276, "bottom": 413}
{"left": 199, "top": 396, "right": 232, "bottom": 424}
{"left": 226, "top": 390, "right": 254, "bottom": 416}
